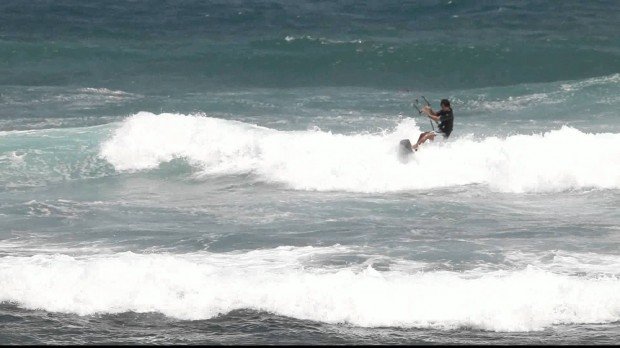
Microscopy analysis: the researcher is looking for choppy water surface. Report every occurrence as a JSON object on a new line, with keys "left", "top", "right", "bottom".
{"left": 1, "top": 0, "right": 619, "bottom": 345}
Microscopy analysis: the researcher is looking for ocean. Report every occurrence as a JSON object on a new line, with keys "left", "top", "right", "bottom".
{"left": 1, "top": 0, "right": 619, "bottom": 344}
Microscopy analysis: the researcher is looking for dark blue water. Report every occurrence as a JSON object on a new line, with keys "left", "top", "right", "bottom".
{"left": 1, "top": 0, "right": 619, "bottom": 345}
{"left": 2, "top": 0, "right": 619, "bottom": 91}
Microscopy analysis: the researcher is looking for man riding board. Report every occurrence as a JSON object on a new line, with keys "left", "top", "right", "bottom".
{"left": 412, "top": 98, "right": 453, "bottom": 151}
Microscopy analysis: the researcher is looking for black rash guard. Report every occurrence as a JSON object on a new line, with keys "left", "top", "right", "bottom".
{"left": 435, "top": 108, "right": 453, "bottom": 137}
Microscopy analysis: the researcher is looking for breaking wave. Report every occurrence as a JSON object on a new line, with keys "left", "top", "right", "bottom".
{"left": 1, "top": 247, "right": 619, "bottom": 331}
{"left": 100, "top": 112, "right": 620, "bottom": 193}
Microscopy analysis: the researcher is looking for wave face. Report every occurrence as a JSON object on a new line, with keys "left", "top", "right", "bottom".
{"left": 0, "top": 126, "right": 113, "bottom": 189}
{"left": 1, "top": 247, "right": 619, "bottom": 332}
{"left": 100, "top": 112, "right": 620, "bottom": 193}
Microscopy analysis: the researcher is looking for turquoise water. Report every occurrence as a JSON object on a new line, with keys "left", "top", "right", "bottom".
{"left": 1, "top": 0, "right": 620, "bottom": 344}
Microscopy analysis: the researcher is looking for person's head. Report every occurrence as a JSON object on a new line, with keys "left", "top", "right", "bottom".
{"left": 440, "top": 99, "right": 451, "bottom": 110}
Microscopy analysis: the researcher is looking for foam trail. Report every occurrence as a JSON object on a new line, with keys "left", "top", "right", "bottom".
{"left": 1, "top": 248, "right": 619, "bottom": 332}
{"left": 100, "top": 112, "right": 620, "bottom": 193}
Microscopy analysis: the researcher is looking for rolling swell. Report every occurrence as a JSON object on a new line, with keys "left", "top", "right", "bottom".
{"left": 1, "top": 1, "right": 619, "bottom": 91}
{"left": 3, "top": 37, "right": 618, "bottom": 91}
{"left": 223, "top": 38, "right": 620, "bottom": 89}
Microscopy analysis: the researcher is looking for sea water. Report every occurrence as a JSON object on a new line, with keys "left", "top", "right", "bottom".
{"left": 1, "top": 0, "right": 619, "bottom": 344}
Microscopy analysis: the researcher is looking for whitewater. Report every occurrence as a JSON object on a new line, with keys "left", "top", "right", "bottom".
{"left": 100, "top": 112, "right": 620, "bottom": 193}
{"left": 2, "top": 0, "right": 620, "bottom": 345}
{"left": 1, "top": 247, "right": 620, "bottom": 332}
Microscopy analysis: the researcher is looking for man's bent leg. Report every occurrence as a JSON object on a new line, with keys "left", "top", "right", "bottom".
{"left": 413, "top": 132, "right": 436, "bottom": 150}
{"left": 416, "top": 132, "right": 429, "bottom": 144}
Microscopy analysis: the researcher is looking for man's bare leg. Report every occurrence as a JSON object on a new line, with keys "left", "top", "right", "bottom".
{"left": 416, "top": 132, "right": 429, "bottom": 144}
{"left": 412, "top": 132, "right": 436, "bottom": 151}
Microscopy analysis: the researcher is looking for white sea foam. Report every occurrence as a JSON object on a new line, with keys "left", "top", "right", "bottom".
{"left": 284, "top": 35, "right": 363, "bottom": 44}
{"left": 460, "top": 73, "right": 620, "bottom": 112}
{"left": 560, "top": 73, "right": 620, "bottom": 92}
{"left": 78, "top": 87, "right": 132, "bottom": 96}
{"left": 464, "top": 92, "right": 562, "bottom": 112}
{"left": 100, "top": 112, "right": 620, "bottom": 193}
{"left": 504, "top": 250, "right": 620, "bottom": 276}
{"left": 1, "top": 247, "right": 619, "bottom": 331}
